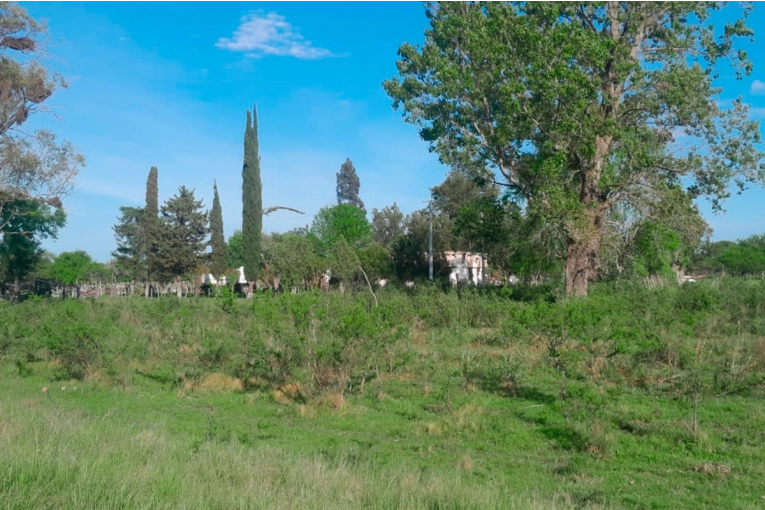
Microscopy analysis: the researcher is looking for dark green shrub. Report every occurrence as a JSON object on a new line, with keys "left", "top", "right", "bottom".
{"left": 674, "top": 283, "right": 721, "bottom": 314}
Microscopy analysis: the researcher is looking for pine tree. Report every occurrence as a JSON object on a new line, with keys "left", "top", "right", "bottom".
{"left": 112, "top": 206, "right": 146, "bottom": 281}
{"left": 156, "top": 186, "right": 208, "bottom": 280}
{"left": 209, "top": 180, "right": 227, "bottom": 275}
{"left": 336, "top": 158, "right": 365, "bottom": 212}
{"left": 143, "top": 166, "right": 160, "bottom": 280}
{"left": 242, "top": 105, "right": 262, "bottom": 283}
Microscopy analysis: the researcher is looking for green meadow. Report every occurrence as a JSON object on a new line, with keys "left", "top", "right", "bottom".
{"left": 2, "top": 280, "right": 764, "bottom": 509}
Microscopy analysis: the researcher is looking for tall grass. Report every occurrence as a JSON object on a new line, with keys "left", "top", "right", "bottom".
{"left": 0, "top": 393, "right": 575, "bottom": 510}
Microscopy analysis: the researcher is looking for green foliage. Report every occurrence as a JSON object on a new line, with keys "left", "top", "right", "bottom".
{"left": 156, "top": 186, "right": 209, "bottom": 280}
{"left": 226, "top": 229, "right": 244, "bottom": 269}
{"left": 47, "top": 250, "right": 108, "bottom": 285}
{"left": 37, "top": 299, "right": 107, "bottom": 379}
{"left": 336, "top": 158, "right": 365, "bottom": 212}
{"left": 310, "top": 203, "right": 371, "bottom": 254}
{"left": 717, "top": 244, "right": 765, "bottom": 276}
{"left": 384, "top": 2, "right": 765, "bottom": 295}
{"left": 111, "top": 206, "right": 145, "bottom": 281}
{"left": 371, "top": 202, "right": 405, "bottom": 249}
{"left": 602, "top": 187, "right": 710, "bottom": 279}
{"left": 432, "top": 167, "right": 499, "bottom": 222}
{"left": 632, "top": 221, "right": 683, "bottom": 278}
{"left": 330, "top": 237, "right": 361, "bottom": 286}
{"left": 692, "top": 233, "right": 765, "bottom": 276}
{"left": 208, "top": 181, "right": 227, "bottom": 275}
{"left": 454, "top": 196, "right": 507, "bottom": 251}
{"left": 215, "top": 284, "right": 238, "bottom": 315}
{"left": 2, "top": 279, "right": 765, "bottom": 509}
{"left": 143, "top": 166, "right": 161, "bottom": 280}
{"left": 266, "top": 233, "right": 323, "bottom": 290}
{"left": 675, "top": 283, "right": 721, "bottom": 315}
{"left": 144, "top": 167, "right": 159, "bottom": 222}
{"left": 390, "top": 231, "right": 449, "bottom": 281}
{"left": 0, "top": 200, "right": 65, "bottom": 288}
{"left": 357, "top": 243, "right": 393, "bottom": 279}
{"left": 242, "top": 105, "right": 263, "bottom": 282}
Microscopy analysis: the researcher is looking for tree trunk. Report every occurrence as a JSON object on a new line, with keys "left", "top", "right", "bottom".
{"left": 565, "top": 133, "right": 612, "bottom": 297}
{"left": 565, "top": 211, "right": 604, "bottom": 297}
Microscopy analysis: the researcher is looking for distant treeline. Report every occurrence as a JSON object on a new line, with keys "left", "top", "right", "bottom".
{"left": 691, "top": 234, "right": 765, "bottom": 277}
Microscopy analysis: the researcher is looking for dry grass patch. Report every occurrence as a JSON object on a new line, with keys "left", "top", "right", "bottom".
{"left": 273, "top": 382, "right": 305, "bottom": 404}
{"left": 694, "top": 463, "right": 732, "bottom": 476}
{"left": 410, "top": 318, "right": 427, "bottom": 345}
{"left": 197, "top": 373, "right": 243, "bottom": 392}
{"left": 458, "top": 455, "right": 474, "bottom": 471}
{"left": 426, "top": 422, "right": 442, "bottom": 435}
{"left": 313, "top": 392, "right": 347, "bottom": 411}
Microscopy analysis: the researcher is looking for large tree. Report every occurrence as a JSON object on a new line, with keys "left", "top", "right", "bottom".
{"left": 242, "top": 105, "right": 262, "bottom": 283}
{"left": 156, "top": 186, "right": 208, "bottom": 280}
{"left": 209, "top": 180, "right": 227, "bottom": 275}
{"left": 336, "top": 158, "right": 365, "bottom": 212}
{"left": 384, "top": 2, "right": 765, "bottom": 296}
{"left": 0, "top": 3, "right": 84, "bottom": 233}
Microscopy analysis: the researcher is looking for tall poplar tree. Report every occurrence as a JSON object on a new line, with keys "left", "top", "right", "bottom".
{"left": 241, "top": 105, "right": 262, "bottom": 282}
{"left": 209, "top": 180, "right": 227, "bottom": 275}
{"left": 143, "top": 166, "right": 160, "bottom": 280}
{"left": 384, "top": 2, "right": 765, "bottom": 296}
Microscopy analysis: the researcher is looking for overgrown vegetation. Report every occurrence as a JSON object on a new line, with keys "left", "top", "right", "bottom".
{"left": 2, "top": 281, "right": 764, "bottom": 508}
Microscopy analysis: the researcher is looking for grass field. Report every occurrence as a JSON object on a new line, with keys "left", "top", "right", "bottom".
{"left": 1, "top": 280, "right": 764, "bottom": 509}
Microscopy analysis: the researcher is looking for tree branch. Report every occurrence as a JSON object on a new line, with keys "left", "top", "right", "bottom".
{"left": 262, "top": 206, "right": 305, "bottom": 216}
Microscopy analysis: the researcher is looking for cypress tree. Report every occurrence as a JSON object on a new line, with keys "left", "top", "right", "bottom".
{"left": 241, "top": 105, "right": 262, "bottom": 282}
{"left": 209, "top": 180, "right": 227, "bottom": 275}
{"left": 143, "top": 166, "right": 159, "bottom": 280}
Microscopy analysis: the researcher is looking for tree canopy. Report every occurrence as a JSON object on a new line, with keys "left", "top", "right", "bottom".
{"left": 384, "top": 1, "right": 764, "bottom": 295}
{"left": 0, "top": 3, "right": 84, "bottom": 233}
{"left": 310, "top": 203, "right": 372, "bottom": 255}
{"left": 156, "top": 186, "right": 208, "bottom": 280}
{"left": 371, "top": 202, "right": 405, "bottom": 249}
{"left": 47, "top": 250, "right": 107, "bottom": 286}
{"left": 0, "top": 199, "right": 65, "bottom": 290}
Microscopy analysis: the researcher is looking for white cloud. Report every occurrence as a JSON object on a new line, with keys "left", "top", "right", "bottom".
{"left": 750, "top": 80, "right": 765, "bottom": 95}
{"left": 216, "top": 11, "right": 335, "bottom": 59}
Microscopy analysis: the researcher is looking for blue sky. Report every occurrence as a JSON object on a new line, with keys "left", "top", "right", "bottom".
{"left": 19, "top": 2, "right": 765, "bottom": 262}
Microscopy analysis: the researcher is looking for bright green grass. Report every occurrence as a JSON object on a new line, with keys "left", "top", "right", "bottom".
{"left": 2, "top": 356, "right": 763, "bottom": 509}
{"left": 1, "top": 368, "right": 575, "bottom": 510}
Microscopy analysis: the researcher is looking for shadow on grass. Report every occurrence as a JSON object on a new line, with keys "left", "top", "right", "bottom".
{"left": 520, "top": 414, "right": 591, "bottom": 453}
{"left": 474, "top": 371, "right": 557, "bottom": 405}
